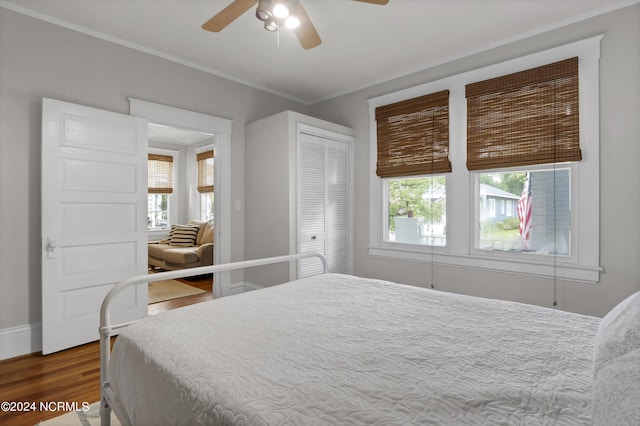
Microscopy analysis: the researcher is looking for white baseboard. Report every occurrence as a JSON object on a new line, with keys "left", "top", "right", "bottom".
{"left": 227, "top": 281, "right": 263, "bottom": 296}
{"left": 0, "top": 323, "right": 41, "bottom": 361}
{"left": 0, "top": 283, "right": 266, "bottom": 360}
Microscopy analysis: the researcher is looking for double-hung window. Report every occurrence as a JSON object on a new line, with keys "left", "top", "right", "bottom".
{"left": 369, "top": 36, "right": 602, "bottom": 283}
{"left": 376, "top": 90, "right": 451, "bottom": 247}
{"left": 148, "top": 152, "right": 175, "bottom": 230}
{"left": 197, "top": 149, "right": 214, "bottom": 221}
{"left": 467, "top": 58, "right": 580, "bottom": 257}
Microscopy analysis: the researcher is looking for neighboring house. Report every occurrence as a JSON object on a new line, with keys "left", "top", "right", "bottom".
{"left": 479, "top": 184, "right": 520, "bottom": 223}
{"left": 0, "top": 3, "right": 639, "bottom": 360}
{"left": 420, "top": 183, "right": 521, "bottom": 224}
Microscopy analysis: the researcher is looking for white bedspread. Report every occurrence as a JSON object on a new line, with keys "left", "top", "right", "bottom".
{"left": 109, "top": 273, "right": 599, "bottom": 425}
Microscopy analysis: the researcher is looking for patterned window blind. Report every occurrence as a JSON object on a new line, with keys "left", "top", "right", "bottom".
{"left": 466, "top": 57, "right": 581, "bottom": 171}
{"left": 197, "top": 150, "right": 214, "bottom": 193}
{"left": 148, "top": 154, "right": 173, "bottom": 194}
{"left": 375, "top": 90, "right": 451, "bottom": 178}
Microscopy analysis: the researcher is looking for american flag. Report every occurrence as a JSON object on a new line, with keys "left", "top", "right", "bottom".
{"left": 517, "top": 172, "right": 532, "bottom": 242}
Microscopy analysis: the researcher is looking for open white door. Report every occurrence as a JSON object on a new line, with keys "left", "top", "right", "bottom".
{"left": 41, "top": 98, "right": 148, "bottom": 354}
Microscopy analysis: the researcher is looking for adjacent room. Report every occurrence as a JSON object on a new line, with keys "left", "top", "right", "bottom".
{"left": 0, "top": 0, "right": 639, "bottom": 424}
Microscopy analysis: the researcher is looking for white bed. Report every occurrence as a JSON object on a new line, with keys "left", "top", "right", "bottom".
{"left": 100, "top": 254, "right": 640, "bottom": 425}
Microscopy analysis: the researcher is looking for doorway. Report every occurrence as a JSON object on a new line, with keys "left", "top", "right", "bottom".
{"left": 146, "top": 124, "right": 215, "bottom": 309}
{"left": 129, "top": 98, "right": 233, "bottom": 298}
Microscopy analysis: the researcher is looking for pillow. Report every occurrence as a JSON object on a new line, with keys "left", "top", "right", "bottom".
{"left": 159, "top": 225, "right": 176, "bottom": 244}
{"left": 593, "top": 291, "right": 640, "bottom": 377}
{"left": 188, "top": 220, "right": 208, "bottom": 245}
{"left": 188, "top": 220, "right": 214, "bottom": 245}
{"left": 169, "top": 224, "right": 200, "bottom": 247}
{"left": 592, "top": 348, "right": 640, "bottom": 425}
{"left": 200, "top": 221, "right": 214, "bottom": 244}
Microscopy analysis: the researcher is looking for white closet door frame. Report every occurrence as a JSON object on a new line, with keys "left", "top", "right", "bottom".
{"left": 293, "top": 123, "right": 354, "bottom": 279}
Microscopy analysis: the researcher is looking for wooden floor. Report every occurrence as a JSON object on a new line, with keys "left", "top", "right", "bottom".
{"left": 148, "top": 275, "right": 213, "bottom": 315}
{"left": 0, "top": 276, "right": 212, "bottom": 426}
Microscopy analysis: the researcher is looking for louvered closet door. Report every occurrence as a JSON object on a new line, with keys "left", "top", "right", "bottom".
{"left": 298, "top": 132, "right": 350, "bottom": 278}
{"left": 326, "top": 141, "right": 350, "bottom": 274}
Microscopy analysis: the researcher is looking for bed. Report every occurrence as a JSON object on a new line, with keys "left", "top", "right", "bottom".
{"left": 99, "top": 253, "right": 640, "bottom": 425}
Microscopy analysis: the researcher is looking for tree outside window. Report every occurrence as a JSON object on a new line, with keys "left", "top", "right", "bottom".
{"left": 386, "top": 176, "right": 446, "bottom": 246}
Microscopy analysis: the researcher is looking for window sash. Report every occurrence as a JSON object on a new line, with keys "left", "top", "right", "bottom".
{"left": 375, "top": 90, "right": 451, "bottom": 178}
{"left": 197, "top": 150, "right": 214, "bottom": 193}
{"left": 383, "top": 176, "right": 447, "bottom": 247}
{"left": 466, "top": 57, "right": 581, "bottom": 171}
{"left": 147, "top": 193, "right": 170, "bottom": 229}
{"left": 148, "top": 154, "right": 173, "bottom": 194}
{"left": 474, "top": 169, "right": 571, "bottom": 256}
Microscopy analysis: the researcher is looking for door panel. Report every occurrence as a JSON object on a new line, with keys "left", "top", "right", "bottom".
{"left": 326, "top": 143, "right": 350, "bottom": 274}
{"left": 298, "top": 136, "right": 326, "bottom": 277}
{"left": 297, "top": 132, "right": 351, "bottom": 277}
{"left": 61, "top": 158, "right": 137, "bottom": 192}
{"left": 42, "top": 98, "right": 148, "bottom": 354}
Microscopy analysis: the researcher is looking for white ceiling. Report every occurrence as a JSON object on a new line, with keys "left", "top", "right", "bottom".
{"left": 3, "top": 0, "right": 637, "bottom": 105}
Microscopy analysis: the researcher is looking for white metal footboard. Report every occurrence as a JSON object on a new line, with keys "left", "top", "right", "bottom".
{"left": 99, "top": 252, "right": 328, "bottom": 426}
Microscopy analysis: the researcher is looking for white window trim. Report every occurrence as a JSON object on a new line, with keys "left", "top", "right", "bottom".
{"left": 368, "top": 35, "right": 603, "bottom": 283}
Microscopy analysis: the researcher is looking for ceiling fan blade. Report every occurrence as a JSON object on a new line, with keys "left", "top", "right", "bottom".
{"left": 294, "top": 3, "right": 321, "bottom": 50}
{"left": 353, "top": 0, "right": 389, "bottom": 4}
{"left": 202, "top": 0, "right": 256, "bottom": 32}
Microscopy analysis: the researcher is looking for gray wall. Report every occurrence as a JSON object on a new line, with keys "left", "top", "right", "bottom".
{"left": 309, "top": 4, "right": 640, "bottom": 317}
{"left": 1, "top": 3, "right": 638, "bottom": 346}
{"left": 0, "top": 8, "right": 309, "bottom": 332}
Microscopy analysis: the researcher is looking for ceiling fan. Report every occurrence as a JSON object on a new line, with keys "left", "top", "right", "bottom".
{"left": 201, "top": 0, "right": 389, "bottom": 50}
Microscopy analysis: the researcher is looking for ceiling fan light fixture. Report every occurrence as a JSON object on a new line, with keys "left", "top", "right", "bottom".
{"left": 255, "top": 0, "right": 272, "bottom": 21}
{"left": 272, "top": 2, "right": 290, "bottom": 19}
{"left": 264, "top": 18, "right": 279, "bottom": 31}
{"left": 284, "top": 15, "right": 300, "bottom": 29}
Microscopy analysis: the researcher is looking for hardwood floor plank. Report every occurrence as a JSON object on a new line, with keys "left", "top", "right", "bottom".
{"left": 0, "top": 276, "right": 212, "bottom": 426}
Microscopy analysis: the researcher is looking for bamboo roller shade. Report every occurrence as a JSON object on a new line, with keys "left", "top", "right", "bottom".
{"left": 197, "top": 150, "right": 214, "bottom": 193}
{"left": 466, "top": 57, "right": 581, "bottom": 171}
{"left": 148, "top": 154, "right": 173, "bottom": 194}
{"left": 375, "top": 90, "right": 451, "bottom": 178}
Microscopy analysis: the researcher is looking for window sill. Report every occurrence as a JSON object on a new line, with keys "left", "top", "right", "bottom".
{"left": 368, "top": 245, "right": 601, "bottom": 283}
{"left": 148, "top": 229, "right": 170, "bottom": 241}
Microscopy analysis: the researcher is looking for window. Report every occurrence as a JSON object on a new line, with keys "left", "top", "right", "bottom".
{"left": 375, "top": 90, "right": 450, "bottom": 247}
{"left": 476, "top": 169, "right": 571, "bottom": 255}
{"left": 385, "top": 176, "right": 446, "bottom": 246}
{"left": 200, "top": 192, "right": 214, "bottom": 221}
{"left": 147, "top": 152, "right": 175, "bottom": 230}
{"left": 148, "top": 194, "right": 169, "bottom": 229}
{"left": 467, "top": 58, "right": 579, "bottom": 257}
{"left": 368, "top": 36, "right": 602, "bottom": 282}
{"left": 197, "top": 150, "right": 214, "bottom": 221}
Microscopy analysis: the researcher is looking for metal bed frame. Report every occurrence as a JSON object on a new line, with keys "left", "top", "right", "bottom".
{"left": 99, "top": 252, "right": 328, "bottom": 426}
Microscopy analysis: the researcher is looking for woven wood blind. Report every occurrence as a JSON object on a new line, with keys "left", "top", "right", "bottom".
{"left": 197, "top": 150, "right": 214, "bottom": 193}
{"left": 465, "top": 57, "right": 581, "bottom": 171}
{"left": 148, "top": 154, "right": 173, "bottom": 194}
{"left": 375, "top": 90, "right": 451, "bottom": 178}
